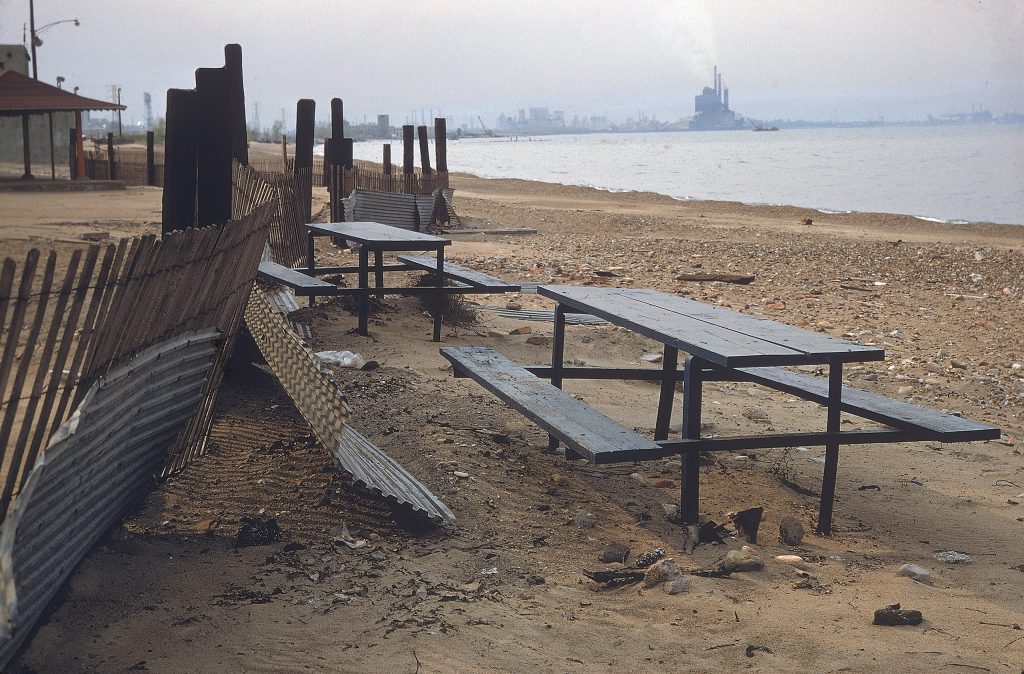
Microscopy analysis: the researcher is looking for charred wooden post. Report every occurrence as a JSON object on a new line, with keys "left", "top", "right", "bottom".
{"left": 340, "top": 137, "right": 354, "bottom": 196}
{"left": 418, "top": 125, "right": 432, "bottom": 175}
{"left": 161, "top": 88, "right": 199, "bottom": 234}
{"left": 106, "top": 132, "right": 116, "bottom": 180}
{"left": 73, "top": 111, "right": 85, "bottom": 179}
{"left": 195, "top": 67, "right": 233, "bottom": 227}
{"left": 224, "top": 44, "right": 248, "bottom": 165}
{"left": 145, "top": 131, "right": 156, "bottom": 186}
{"left": 383, "top": 143, "right": 392, "bottom": 174}
{"left": 295, "top": 98, "right": 315, "bottom": 225}
{"left": 280, "top": 133, "right": 288, "bottom": 168}
{"left": 323, "top": 137, "right": 333, "bottom": 193}
{"left": 330, "top": 98, "right": 344, "bottom": 166}
{"left": 402, "top": 125, "right": 414, "bottom": 193}
{"left": 434, "top": 118, "right": 447, "bottom": 173}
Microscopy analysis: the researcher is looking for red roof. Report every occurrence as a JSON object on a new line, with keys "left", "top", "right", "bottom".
{"left": 0, "top": 69, "right": 126, "bottom": 114}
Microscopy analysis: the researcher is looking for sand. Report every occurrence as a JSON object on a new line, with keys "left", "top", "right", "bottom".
{"left": 3, "top": 169, "right": 1023, "bottom": 673}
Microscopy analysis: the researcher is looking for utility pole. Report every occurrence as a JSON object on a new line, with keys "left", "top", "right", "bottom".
{"left": 116, "top": 87, "right": 122, "bottom": 136}
{"left": 29, "top": 0, "right": 37, "bottom": 79}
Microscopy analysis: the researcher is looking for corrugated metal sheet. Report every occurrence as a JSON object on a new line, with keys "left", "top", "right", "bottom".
{"left": 264, "top": 286, "right": 312, "bottom": 341}
{"left": 349, "top": 190, "right": 419, "bottom": 231}
{"left": 0, "top": 330, "right": 219, "bottom": 665}
{"left": 245, "top": 290, "right": 454, "bottom": 523}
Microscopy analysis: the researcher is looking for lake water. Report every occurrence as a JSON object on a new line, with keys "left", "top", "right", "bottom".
{"left": 350, "top": 125, "right": 1024, "bottom": 226}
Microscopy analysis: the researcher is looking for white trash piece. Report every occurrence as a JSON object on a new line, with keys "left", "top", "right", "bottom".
{"left": 315, "top": 350, "right": 366, "bottom": 370}
{"left": 897, "top": 563, "right": 933, "bottom": 584}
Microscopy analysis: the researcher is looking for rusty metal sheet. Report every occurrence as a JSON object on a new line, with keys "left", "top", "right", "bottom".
{"left": 0, "top": 329, "right": 219, "bottom": 666}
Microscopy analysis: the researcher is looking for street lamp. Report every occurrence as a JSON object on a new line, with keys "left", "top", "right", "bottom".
{"left": 29, "top": 0, "right": 80, "bottom": 80}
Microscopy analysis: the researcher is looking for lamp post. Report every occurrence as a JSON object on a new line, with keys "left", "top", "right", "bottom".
{"left": 116, "top": 87, "right": 122, "bottom": 137}
{"left": 29, "top": 0, "right": 80, "bottom": 80}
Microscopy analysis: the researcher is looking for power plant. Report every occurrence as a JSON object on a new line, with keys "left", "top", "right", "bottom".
{"left": 689, "top": 66, "right": 745, "bottom": 131}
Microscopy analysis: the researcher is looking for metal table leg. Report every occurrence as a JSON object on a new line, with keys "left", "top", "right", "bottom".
{"left": 306, "top": 229, "right": 316, "bottom": 308}
{"left": 548, "top": 303, "right": 571, "bottom": 455}
{"left": 374, "top": 249, "right": 384, "bottom": 300}
{"left": 432, "top": 247, "right": 444, "bottom": 342}
{"left": 655, "top": 345, "right": 679, "bottom": 440}
{"left": 817, "top": 362, "right": 843, "bottom": 534}
{"left": 357, "top": 245, "right": 369, "bottom": 335}
{"left": 681, "top": 354, "right": 704, "bottom": 524}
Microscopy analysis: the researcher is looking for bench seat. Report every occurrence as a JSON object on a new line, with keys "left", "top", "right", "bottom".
{"left": 440, "top": 346, "right": 663, "bottom": 464}
{"left": 258, "top": 260, "right": 336, "bottom": 296}
{"left": 398, "top": 255, "right": 520, "bottom": 292}
{"left": 734, "top": 366, "right": 1000, "bottom": 442}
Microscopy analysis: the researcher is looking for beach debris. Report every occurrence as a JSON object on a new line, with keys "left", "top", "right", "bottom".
{"left": 779, "top": 516, "right": 806, "bottom": 546}
{"left": 574, "top": 512, "right": 597, "bottom": 529}
{"left": 729, "top": 507, "right": 764, "bottom": 544}
{"left": 599, "top": 542, "right": 631, "bottom": 564}
{"left": 792, "top": 569, "right": 825, "bottom": 592}
{"left": 234, "top": 516, "right": 281, "bottom": 548}
{"left": 897, "top": 563, "right": 933, "bottom": 585}
{"left": 525, "top": 335, "right": 550, "bottom": 346}
{"left": 774, "top": 554, "right": 806, "bottom": 566}
{"left": 662, "top": 503, "right": 682, "bottom": 524}
{"left": 80, "top": 231, "right": 110, "bottom": 242}
{"left": 644, "top": 558, "right": 690, "bottom": 594}
{"left": 742, "top": 406, "right": 770, "bottom": 422}
{"left": 526, "top": 574, "right": 546, "bottom": 585}
{"left": 314, "top": 350, "right": 366, "bottom": 369}
{"left": 801, "top": 218, "right": 813, "bottom": 226}
{"left": 721, "top": 545, "right": 765, "bottom": 572}
{"left": 935, "top": 550, "right": 973, "bottom": 564}
{"left": 873, "top": 603, "right": 923, "bottom": 626}
{"left": 746, "top": 644, "right": 773, "bottom": 657}
{"left": 453, "top": 471, "right": 470, "bottom": 479}
{"left": 857, "top": 484, "right": 882, "bottom": 491}
{"left": 480, "top": 567, "right": 498, "bottom": 575}
{"left": 631, "top": 472, "right": 646, "bottom": 484}
{"left": 331, "top": 523, "right": 367, "bottom": 549}
{"left": 699, "top": 520, "right": 731, "bottom": 543}
{"left": 635, "top": 548, "right": 666, "bottom": 568}
{"left": 641, "top": 353, "right": 664, "bottom": 363}
{"left": 652, "top": 478, "right": 674, "bottom": 488}
{"left": 509, "top": 326, "right": 532, "bottom": 335}
{"left": 583, "top": 568, "right": 646, "bottom": 588}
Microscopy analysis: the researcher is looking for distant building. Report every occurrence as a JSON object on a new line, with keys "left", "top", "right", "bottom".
{"left": 0, "top": 45, "right": 30, "bottom": 75}
{"left": 528, "top": 107, "right": 549, "bottom": 128}
{"left": 689, "top": 66, "right": 744, "bottom": 131}
{"left": 376, "top": 114, "right": 391, "bottom": 138}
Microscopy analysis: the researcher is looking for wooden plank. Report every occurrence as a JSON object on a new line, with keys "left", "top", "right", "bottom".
{"left": 736, "top": 366, "right": 1000, "bottom": 441}
{"left": 539, "top": 285, "right": 882, "bottom": 367}
{"left": 440, "top": 347, "right": 662, "bottom": 464}
{"left": 258, "top": 261, "right": 335, "bottom": 291}
{"left": 397, "top": 255, "right": 520, "bottom": 290}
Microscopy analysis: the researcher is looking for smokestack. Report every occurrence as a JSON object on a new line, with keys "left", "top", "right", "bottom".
{"left": 717, "top": 73, "right": 722, "bottom": 100}
{"left": 713, "top": 66, "right": 717, "bottom": 93}
{"left": 724, "top": 87, "right": 729, "bottom": 111}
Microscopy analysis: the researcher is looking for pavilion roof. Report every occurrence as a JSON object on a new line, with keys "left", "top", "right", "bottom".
{"left": 0, "top": 69, "right": 125, "bottom": 114}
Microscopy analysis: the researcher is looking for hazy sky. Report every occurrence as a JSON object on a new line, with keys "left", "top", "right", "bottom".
{"left": 1, "top": 1, "right": 1021, "bottom": 129}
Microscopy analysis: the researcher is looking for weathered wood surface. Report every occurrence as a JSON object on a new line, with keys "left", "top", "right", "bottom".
{"left": 309, "top": 222, "right": 450, "bottom": 248}
{"left": 538, "top": 285, "right": 883, "bottom": 368}
{"left": 440, "top": 347, "right": 662, "bottom": 464}
{"left": 397, "top": 255, "right": 520, "bottom": 290}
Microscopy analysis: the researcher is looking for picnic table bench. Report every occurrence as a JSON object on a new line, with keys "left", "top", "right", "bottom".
{"left": 443, "top": 285, "right": 1000, "bottom": 534}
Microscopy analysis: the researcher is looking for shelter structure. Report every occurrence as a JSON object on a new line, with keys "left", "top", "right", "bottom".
{"left": 0, "top": 69, "right": 124, "bottom": 180}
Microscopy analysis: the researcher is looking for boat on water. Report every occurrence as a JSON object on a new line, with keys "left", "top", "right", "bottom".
{"left": 753, "top": 123, "right": 779, "bottom": 132}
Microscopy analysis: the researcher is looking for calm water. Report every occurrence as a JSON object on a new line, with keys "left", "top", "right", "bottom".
{"left": 352, "top": 125, "right": 1024, "bottom": 225}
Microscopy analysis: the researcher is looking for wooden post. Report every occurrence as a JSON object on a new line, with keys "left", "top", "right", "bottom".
{"left": 418, "top": 125, "right": 432, "bottom": 175}
{"left": 224, "top": 43, "right": 248, "bottom": 166}
{"left": 434, "top": 118, "right": 447, "bottom": 173}
{"left": 294, "top": 98, "right": 315, "bottom": 225}
{"left": 330, "top": 98, "right": 344, "bottom": 167}
{"left": 73, "top": 111, "right": 85, "bottom": 180}
{"left": 146, "top": 131, "right": 156, "bottom": 186}
{"left": 195, "top": 66, "right": 233, "bottom": 227}
{"left": 280, "top": 133, "right": 288, "bottom": 169}
{"left": 48, "top": 112, "right": 55, "bottom": 180}
{"left": 106, "top": 132, "right": 116, "bottom": 180}
{"left": 68, "top": 127, "right": 77, "bottom": 180}
{"left": 402, "top": 125, "right": 414, "bottom": 174}
{"left": 322, "top": 137, "right": 332, "bottom": 190}
{"left": 161, "top": 88, "right": 199, "bottom": 234}
{"left": 21, "top": 113, "right": 32, "bottom": 179}
{"left": 383, "top": 144, "right": 391, "bottom": 174}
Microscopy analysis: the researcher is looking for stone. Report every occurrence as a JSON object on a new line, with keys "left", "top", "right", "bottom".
{"left": 634, "top": 548, "right": 666, "bottom": 568}
{"left": 663, "top": 577, "right": 691, "bottom": 594}
{"left": 897, "top": 563, "right": 933, "bottom": 584}
{"left": 652, "top": 478, "right": 674, "bottom": 489}
{"left": 509, "top": 326, "right": 532, "bottom": 335}
{"left": 742, "top": 406, "right": 770, "bottom": 422}
{"left": 641, "top": 353, "right": 663, "bottom": 363}
{"left": 774, "top": 554, "right": 805, "bottom": 566}
{"left": 599, "top": 542, "right": 630, "bottom": 564}
{"left": 234, "top": 516, "right": 281, "bottom": 548}
{"left": 643, "top": 557, "right": 683, "bottom": 587}
{"left": 935, "top": 550, "right": 972, "bottom": 564}
{"left": 873, "top": 603, "right": 923, "bottom": 626}
{"left": 722, "top": 546, "right": 764, "bottom": 572}
{"left": 453, "top": 471, "right": 470, "bottom": 479}
{"left": 779, "top": 516, "right": 806, "bottom": 546}
{"left": 526, "top": 335, "right": 550, "bottom": 346}
{"left": 574, "top": 512, "right": 597, "bottom": 529}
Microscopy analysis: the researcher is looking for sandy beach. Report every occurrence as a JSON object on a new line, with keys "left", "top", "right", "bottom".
{"left": 3, "top": 168, "right": 1023, "bottom": 673}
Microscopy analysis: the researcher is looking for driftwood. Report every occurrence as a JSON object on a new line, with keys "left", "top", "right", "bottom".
{"left": 675, "top": 273, "right": 755, "bottom": 285}
{"left": 582, "top": 568, "right": 646, "bottom": 587}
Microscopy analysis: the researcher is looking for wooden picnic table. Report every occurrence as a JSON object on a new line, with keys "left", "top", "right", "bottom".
{"left": 306, "top": 222, "right": 451, "bottom": 341}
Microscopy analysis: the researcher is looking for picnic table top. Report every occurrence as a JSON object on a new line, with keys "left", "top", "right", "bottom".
{"left": 538, "top": 285, "right": 885, "bottom": 368}
{"left": 307, "top": 221, "right": 451, "bottom": 248}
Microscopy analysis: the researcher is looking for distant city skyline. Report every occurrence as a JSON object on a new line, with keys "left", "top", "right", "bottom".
{"left": 1, "top": 1, "right": 1020, "bottom": 132}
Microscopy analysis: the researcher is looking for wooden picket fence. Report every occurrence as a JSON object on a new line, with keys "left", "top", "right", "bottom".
{"left": 0, "top": 202, "right": 273, "bottom": 523}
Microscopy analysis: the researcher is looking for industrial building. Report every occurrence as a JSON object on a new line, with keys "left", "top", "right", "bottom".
{"left": 689, "top": 66, "right": 745, "bottom": 131}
